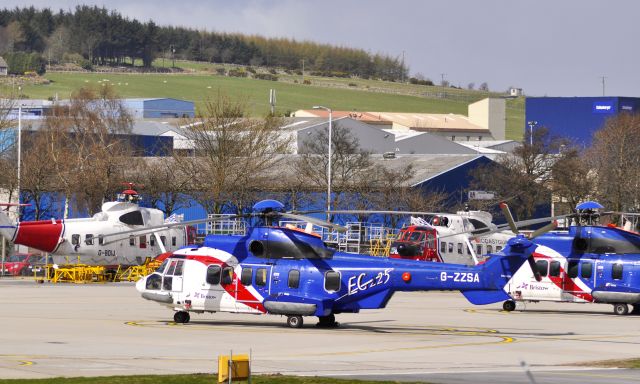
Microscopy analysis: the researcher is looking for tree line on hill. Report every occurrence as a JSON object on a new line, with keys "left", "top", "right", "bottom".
{"left": 0, "top": 5, "right": 407, "bottom": 80}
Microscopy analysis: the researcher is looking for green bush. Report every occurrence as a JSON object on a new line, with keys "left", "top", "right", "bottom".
{"left": 4, "top": 52, "right": 46, "bottom": 75}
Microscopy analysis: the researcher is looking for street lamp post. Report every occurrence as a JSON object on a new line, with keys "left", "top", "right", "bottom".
{"left": 313, "top": 106, "right": 332, "bottom": 220}
{"left": 17, "top": 104, "right": 22, "bottom": 199}
{"left": 527, "top": 120, "right": 537, "bottom": 146}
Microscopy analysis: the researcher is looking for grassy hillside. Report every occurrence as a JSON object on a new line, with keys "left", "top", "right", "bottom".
{"left": 10, "top": 61, "right": 525, "bottom": 140}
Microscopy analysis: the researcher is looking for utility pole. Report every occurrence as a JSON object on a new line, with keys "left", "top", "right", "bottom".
{"left": 440, "top": 73, "right": 447, "bottom": 98}
{"left": 600, "top": 76, "right": 607, "bottom": 96}
{"left": 401, "top": 50, "right": 405, "bottom": 83}
{"left": 301, "top": 58, "right": 305, "bottom": 83}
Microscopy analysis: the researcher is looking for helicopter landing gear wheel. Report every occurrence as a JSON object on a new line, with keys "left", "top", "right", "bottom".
{"left": 502, "top": 300, "right": 516, "bottom": 312}
{"left": 317, "top": 314, "right": 339, "bottom": 328}
{"left": 174, "top": 311, "right": 190, "bottom": 323}
{"left": 286, "top": 315, "right": 303, "bottom": 328}
{"left": 613, "top": 303, "right": 629, "bottom": 316}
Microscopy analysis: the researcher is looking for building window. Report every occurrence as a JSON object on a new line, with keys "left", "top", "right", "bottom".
{"left": 288, "top": 270, "right": 300, "bottom": 289}
{"left": 324, "top": 271, "right": 341, "bottom": 292}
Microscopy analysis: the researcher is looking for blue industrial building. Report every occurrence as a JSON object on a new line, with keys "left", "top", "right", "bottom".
{"left": 122, "top": 98, "right": 195, "bottom": 118}
{"left": 526, "top": 97, "right": 640, "bottom": 147}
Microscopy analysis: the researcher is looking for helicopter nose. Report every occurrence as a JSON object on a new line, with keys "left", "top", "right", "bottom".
{"left": 135, "top": 277, "right": 146, "bottom": 293}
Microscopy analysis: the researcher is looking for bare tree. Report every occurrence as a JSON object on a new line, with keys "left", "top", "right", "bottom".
{"left": 470, "top": 127, "right": 567, "bottom": 220}
{"left": 43, "top": 85, "right": 134, "bottom": 215}
{"left": 174, "top": 95, "right": 291, "bottom": 214}
{"left": 587, "top": 113, "right": 640, "bottom": 211}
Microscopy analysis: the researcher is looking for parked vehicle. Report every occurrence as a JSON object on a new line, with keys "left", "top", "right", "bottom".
{"left": 1, "top": 254, "right": 45, "bottom": 276}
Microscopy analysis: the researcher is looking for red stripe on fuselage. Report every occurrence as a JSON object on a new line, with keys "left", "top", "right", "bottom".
{"left": 185, "top": 255, "right": 266, "bottom": 313}
{"left": 14, "top": 220, "right": 64, "bottom": 253}
{"left": 532, "top": 251, "right": 593, "bottom": 302}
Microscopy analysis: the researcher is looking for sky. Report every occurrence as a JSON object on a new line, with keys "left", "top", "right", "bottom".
{"left": 5, "top": 0, "right": 639, "bottom": 97}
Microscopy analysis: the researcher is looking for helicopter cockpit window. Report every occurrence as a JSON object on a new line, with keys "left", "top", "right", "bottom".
{"left": 145, "top": 273, "right": 162, "bottom": 290}
{"left": 119, "top": 211, "right": 144, "bottom": 226}
{"left": 535, "top": 260, "right": 549, "bottom": 277}
{"left": 407, "top": 232, "right": 423, "bottom": 242}
{"left": 589, "top": 235, "right": 640, "bottom": 254}
{"left": 206, "top": 265, "right": 221, "bottom": 285}
{"left": 155, "top": 259, "right": 168, "bottom": 273}
{"left": 324, "top": 271, "right": 341, "bottom": 292}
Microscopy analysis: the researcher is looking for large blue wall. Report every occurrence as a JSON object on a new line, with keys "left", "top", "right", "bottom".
{"left": 143, "top": 98, "right": 195, "bottom": 118}
{"left": 526, "top": 97, "right": 640, "bottom": 147}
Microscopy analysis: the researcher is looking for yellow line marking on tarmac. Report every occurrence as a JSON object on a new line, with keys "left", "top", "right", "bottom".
{"left": 18, "top": 361, "right": 33, "bottom": 366}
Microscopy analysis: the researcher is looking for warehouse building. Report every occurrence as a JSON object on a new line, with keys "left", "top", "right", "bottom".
{"left": 526, "top": 97, "right": 640, "bottom": 146}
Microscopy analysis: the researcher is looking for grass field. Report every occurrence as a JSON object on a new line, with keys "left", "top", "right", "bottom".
{"left": 0, "top": 374, "right": 429, "bottom": 384}
{"left": 9, "top": 60, "right": 525, "bottom": 140}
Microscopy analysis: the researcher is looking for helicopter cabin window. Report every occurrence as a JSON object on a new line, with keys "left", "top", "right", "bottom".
{"left": 149, "top": 236, "right": 155, "bottom": 247}
{"left": 222, "top": 266, "right": 234, "bottom": 285}
{"left": 457, "top": 243, "right": 463, "bottom": 254}
{"left": 535, "top": 260, "right": 549, "bottom": 277}
{"left": 549, "top": 261, "right": 561, "bottom": 277}
{"left": 160, "top": 236, "right": 166, "bottom": 247}
{"left": 206, "top": 265, "right": 221, "bottom": 285}
{"left": 568, "top": 260, "right": 579, "bottom": 278}
{"left": 581, "top": 262, "right": 593, "bottom": 279}
{"left": 256, "top": 268, "right": 267, "bottom": 286}
{"left": 476, "top": 244, "right": 483, "bottom": 255}
{"left": 288, "top": 270, "right": 300, "bottom": 289}
{"left": 72, "top": 234, "right": 80, "bottom": 246}
{"left": 85, "top": 234, "right": 94, "bottom": 245}
{"left": 440, "top": 242, "right": 447, "bottom": 253}
{"left": 240, "top": 267, "right": 252, "bottom": 285}
{"left": 139, "top": 235, "right": 147, "bottom": 249}
{"left": 487, "top": 245, "right": 493, "bottom": 254}
{"left": 448, "top": 243, "right": 454, "bottom": 253}
{"left": 496, "top": 246, "right": 503, "bottom": 252}
{"left": 466, "top": 244, "right": 471, "bottom": 255}
{"left": 98, "top": 235, "right": 104, "bottom": 245}
{"left": 324, "top": 271, "right": 341, "bottom": 292}
{"left": 129, "top": 236, "right": 135, "bottom": 246}
{"left": 119, "top": 210, "right": 144, "bottom": 226}
{"left": 612, "top": 263, "right": 624, "bottom": 280}
{"left": 145, "top": 273, "right": 162, "bottom": 290}
{"left": 172, "top": 237, "right": 177, "bottom": 246}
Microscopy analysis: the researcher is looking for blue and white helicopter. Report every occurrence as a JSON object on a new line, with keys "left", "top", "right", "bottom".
{"left": 498, "top": 202, "right": 640, "bottom": 315}
{"left": 130, "top": 200, "right": 543, "bottom": 328}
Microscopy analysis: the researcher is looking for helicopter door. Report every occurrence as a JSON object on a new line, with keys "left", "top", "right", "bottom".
{"left": 234, "top": 264, "right": 272, "bottom": 313}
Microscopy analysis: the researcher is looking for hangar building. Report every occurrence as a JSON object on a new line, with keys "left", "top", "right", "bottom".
{"left": 526, "top": 97, "right": 640, "bottom": 146}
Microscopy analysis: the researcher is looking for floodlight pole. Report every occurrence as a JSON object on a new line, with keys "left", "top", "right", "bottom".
{"left": 527, "top": 120, "right": 537, "bottom": 146}
{"left": 313, "top": 106, "right": 332, "bottom": 220}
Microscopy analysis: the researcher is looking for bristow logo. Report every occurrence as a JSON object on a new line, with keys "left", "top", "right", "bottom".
{"left": 595, "top": 105, "right": 611, "bottom": 111}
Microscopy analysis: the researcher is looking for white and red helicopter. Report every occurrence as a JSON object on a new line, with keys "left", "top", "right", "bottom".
{"left": 0, "top": 184, "right": 196, "bottom": 267}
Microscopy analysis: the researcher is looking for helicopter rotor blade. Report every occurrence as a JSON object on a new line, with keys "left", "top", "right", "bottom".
{"left": 499, "top": 202, "right": 519, "bottom": 234}
{"left": 277, "top": 212, "right": 347, "bottom": 232}
{"left": 529, "top": 220, "right": 558, "bottom": 239}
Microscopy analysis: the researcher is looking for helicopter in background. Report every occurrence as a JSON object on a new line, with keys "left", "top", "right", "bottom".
{"left": 499, "top": 202, "right": 640, "bottom": 315}
{"left": 0, "top": 184, "right": 195, "bottom": 267}
{"left": 132, "top": 200, "right": 545, "bottom": 328}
